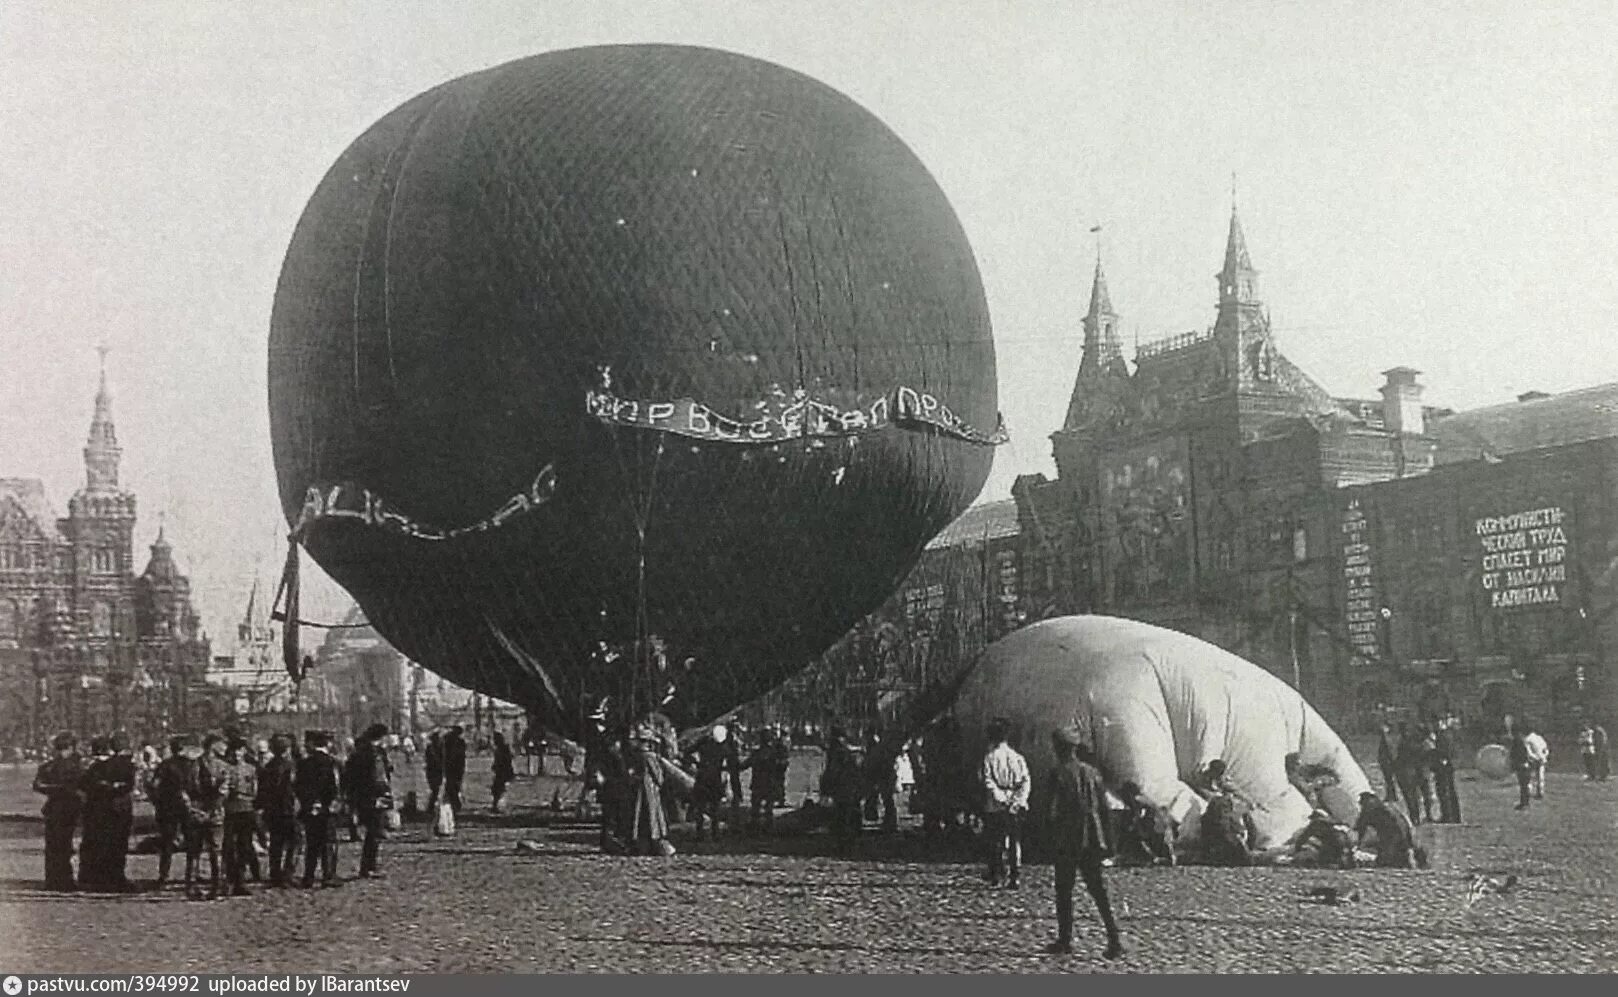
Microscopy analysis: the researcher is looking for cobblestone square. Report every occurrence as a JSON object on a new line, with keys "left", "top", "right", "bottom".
{"left": 2, "top": 757, "right": 1614, "bottom": 973}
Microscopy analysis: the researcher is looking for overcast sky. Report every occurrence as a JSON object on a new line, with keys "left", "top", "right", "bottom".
{"left": 2, "top": 1, "right": 1615, "bottom": 650}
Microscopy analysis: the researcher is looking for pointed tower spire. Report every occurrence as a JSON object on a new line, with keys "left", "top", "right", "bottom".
{"left": 1081, "top": 255, "right": 1124, "bottom": 374}
{"left": 1063, "top": 235, "right": 1129, "bottom": 430}
{"left": 1218, "top": 203, "right": 1260, "bottom": 310}
{"left": 83, "top": 344, "right": 122, "bottom": 492}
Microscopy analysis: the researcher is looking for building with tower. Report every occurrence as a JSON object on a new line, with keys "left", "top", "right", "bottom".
{"left": 0, "top": 357, "right": 221, "bottom": 751}
{"left": 1013, "top": 203, "right": 1617, "bottom": 746}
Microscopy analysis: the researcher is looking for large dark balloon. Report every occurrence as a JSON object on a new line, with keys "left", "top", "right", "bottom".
{"left": 269, "top": 45, "right": 999, "bottom": 737}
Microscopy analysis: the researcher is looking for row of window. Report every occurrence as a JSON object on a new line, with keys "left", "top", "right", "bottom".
{"left": 0, "top": 598, "right": 128, "bottom": 641}
{"left": 0, "top": 546, "right": 123, "bottom": 573}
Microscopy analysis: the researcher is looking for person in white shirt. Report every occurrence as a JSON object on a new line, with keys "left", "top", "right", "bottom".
{"left": 1523, "top": 726, "right": 1549, "bottom": 800}
{"left": 980, "top": 718, "right": 1031, "bottom": 887}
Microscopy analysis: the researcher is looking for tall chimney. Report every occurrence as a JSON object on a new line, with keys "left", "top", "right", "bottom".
{"left": 1380, "top": 367, "right": 1425, "bottom": 436}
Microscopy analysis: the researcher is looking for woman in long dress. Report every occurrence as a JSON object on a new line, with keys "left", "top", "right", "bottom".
{"left": 626, "top": 727, "right": 673, "bottom": 856}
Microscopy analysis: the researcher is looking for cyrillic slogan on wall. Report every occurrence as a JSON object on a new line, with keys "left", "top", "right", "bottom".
{"left": 1476, "top": 505, "right": 1570, "bottom": 609}
{"left": 1341, "top": 497, "right": 1379, "bottom": 659}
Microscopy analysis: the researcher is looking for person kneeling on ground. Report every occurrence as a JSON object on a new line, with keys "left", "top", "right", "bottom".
{"left": 1291, "top": 809, "right": 1356, "bottom": 869}
{"left": 1353, "top": 792, "right": 1421, "bottom": 869}
{"left": 1198, "top": 792, "right": 1253, "bottom": 866}
{"left": 1115, "top": 782, "right": 1176, "bottom": 867}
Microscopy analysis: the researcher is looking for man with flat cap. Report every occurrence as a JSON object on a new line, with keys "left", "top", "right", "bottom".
{"left": 33, "top": 731, "right": 85, "bottom": 891}
{"left": 346, "top": 723, "right": 395, "bottom": 878}
{"left": 79, "top": 734, "right": 138, "bottom": 891}
{"left": 148, "top": 734, "right": 197, "bottom": 890}
{"left": 295, "top": 730, "right": 341, "bottom": 887}
{"left": 1041, "top": 727, "right": 1125, "bottom": 960}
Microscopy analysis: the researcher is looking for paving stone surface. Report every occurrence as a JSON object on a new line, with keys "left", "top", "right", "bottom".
{"left": 1, "top": 757, "right": 1613, "bottom": 973}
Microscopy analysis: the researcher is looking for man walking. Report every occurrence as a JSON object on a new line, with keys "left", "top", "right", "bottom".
{"left": 295, "top": 731, "right": 341, "bottom": 888}
{"left": 979, "top": 719, "right": 1029, "bottom": 888}
{"left": 32, "top": 732, "right": 84, "bottom": 892}
{"left": 1042, "top": 729, "right": 1124, "bottom": 960}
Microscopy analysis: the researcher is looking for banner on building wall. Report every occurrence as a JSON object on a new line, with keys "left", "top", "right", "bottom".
{"left": 1340, "top": 496, "right": 1380, "bottom": 662}
{"left": 1475, "top": 504, "right": 1574, "bottom": 610}
{"left": 1099, "top": 435, "right": 1192, "bottom": 604}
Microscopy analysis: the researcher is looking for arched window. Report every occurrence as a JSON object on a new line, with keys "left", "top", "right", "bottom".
{"left": 0, "top": 600, "right": 17, "bottom": 642}
{"left": 91, "top": 601, "right": 113, "bottom": 636}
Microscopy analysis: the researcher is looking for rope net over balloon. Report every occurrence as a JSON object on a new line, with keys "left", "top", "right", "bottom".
{"left": 266, "top": 45, "right": 1003, "bottom": 742}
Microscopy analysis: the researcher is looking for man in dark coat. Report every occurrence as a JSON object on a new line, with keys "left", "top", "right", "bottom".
{"left": 442, "top": 726, "right": 468, "bottom": 816}
{"left": 255, "top": 734, "right": 299, "bottom": 886}
{"left": 821, "top": 729, "right": 864, "bottom": 852}
{"left": 147, "top": 735, "right": 195, "bottom": 889}
{"left": 294, "top": 730, "right": 341, "bottom": 888}
{"left": 347, "top": 723, "right": 394, "bottom": 878}
{"left": 490, "top": 730, "right": 515, "bottom": 814}
{"left": 1396, "top": 724, "right": 1434, "bottom": 823}
{"left": 686, "top": 724, "right": 738, "bottom": 839}
{"left": 424, "top": 730, "right": 444, "bottom": 812}
{"left": 79, "top": 734, "right": 138, "bottom": 891}
{"left": 1509, "top": 729, "right": 1533, "bottom": 811}
{"left": 32, "top": 731, "right": 84, "bottom": 891}
{"left": 1376, "top": 723, "right": 1400, "bottom": 804}
{"left": 1430, "top": 722, "right": 1462, "bottom": 824}
{"left": 1042, "top": 730, "right": 1124, "bottom": 959}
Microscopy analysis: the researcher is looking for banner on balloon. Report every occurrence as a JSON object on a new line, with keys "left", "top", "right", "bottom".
{"left": 291, "top": 464, "right": 557, "bottom": 541}
{"left": 585, "top": 386, "right": 1008, "bottom": 447}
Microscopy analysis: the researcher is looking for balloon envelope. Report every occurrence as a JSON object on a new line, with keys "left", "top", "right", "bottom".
{"left": 268, "top": 45, "right": 998, "bottom": 736}
{"left": 948, "top": 616, "right": 1373, "bottom": 849}
{"left": 1475, "top": 743, "right": 1511, "bottom": 780}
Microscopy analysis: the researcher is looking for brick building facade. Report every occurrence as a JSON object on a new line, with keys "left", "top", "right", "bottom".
{"left": 1011, "top": 207, "right": 1618, "bottom": 744}
{"left": 0, "top": 361, "right": 219, "bottom": 751}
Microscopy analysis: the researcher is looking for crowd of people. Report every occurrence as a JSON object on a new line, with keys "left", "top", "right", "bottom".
{"left": 32, "top": 723, "right": 399, "bottom": 899}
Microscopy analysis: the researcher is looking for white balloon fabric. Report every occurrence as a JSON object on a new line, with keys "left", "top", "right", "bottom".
{"left": 949, "top": 615, "right": 1373, "bottom": 850}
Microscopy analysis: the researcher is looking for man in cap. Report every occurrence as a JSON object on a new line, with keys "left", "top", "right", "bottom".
{"left": 148, "top": 734, "right": 197, "bottom": 889}
{"left": 256, "top": 734, "right": 299, "bottom": 887}
{"left": 347, "top": 723, "right": 395, "bottom": 878}
{"left": 80, "top": 734, "right": 138, "bottom": 891}
{"left": 219, "top": 736, "right": 261, "bottom": 896}
{"left": 980, "top": 718, "right": 1030, "bottom": 887}
{"left": 32, "top": 731, "right": 85, "bottom": 891}
{"left": 295, "top": 730, "right": 341, "bottom": 887}
{"left": 1041, "top": 727, "right": 1124, "bottom": 960}
{"left": 185, "top": 733, "right": 229, "bottom": 900}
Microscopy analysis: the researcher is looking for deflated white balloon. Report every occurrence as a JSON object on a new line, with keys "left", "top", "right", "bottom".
{"left": 950, "top": 615, "right": 1373, "bottom": 850}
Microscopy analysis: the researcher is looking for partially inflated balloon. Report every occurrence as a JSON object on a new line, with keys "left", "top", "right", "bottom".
{"left": 948, "top": 616, "right": 1372, "bottom": 849}
{"left": 269, "top": 45, "right": 999, "bottom": 736}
